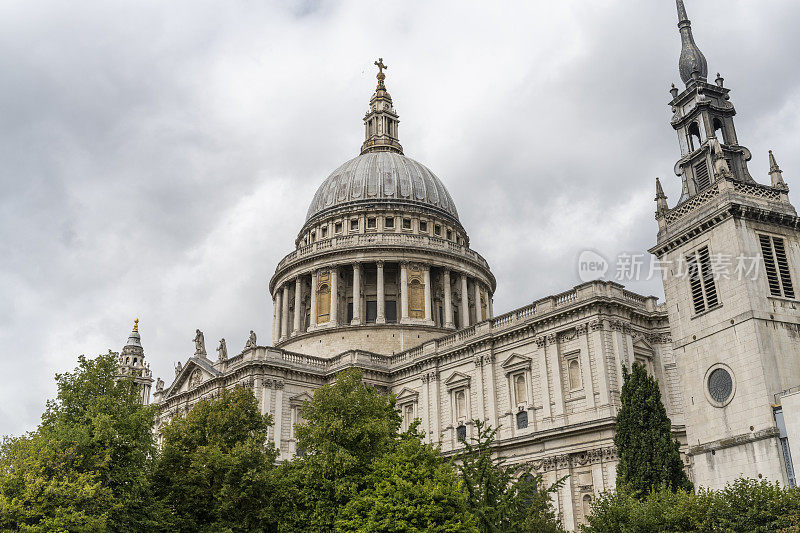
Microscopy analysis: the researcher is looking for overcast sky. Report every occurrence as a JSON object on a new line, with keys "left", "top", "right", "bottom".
{"left": 2, "top": 0, "right": 799, "bottom": 437}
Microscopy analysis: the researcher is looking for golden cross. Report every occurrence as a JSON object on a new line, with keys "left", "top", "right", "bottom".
{"left": 374, "top": 58, "right": 387, "bottom": 75}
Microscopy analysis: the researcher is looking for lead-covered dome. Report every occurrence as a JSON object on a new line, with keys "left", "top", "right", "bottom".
{"left": 305, "top": 151, "right": 459, "bottom": 222}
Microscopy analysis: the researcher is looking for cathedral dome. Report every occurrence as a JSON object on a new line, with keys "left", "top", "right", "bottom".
{"left": 305, "top": 151, "right": 459, "bottom": 222}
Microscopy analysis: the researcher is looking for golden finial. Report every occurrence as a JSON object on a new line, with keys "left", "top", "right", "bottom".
{"left": 133, "top": 318, "right": 139, "bottom": 332}
{"left": 374, "top": 58, "right": 387, "bottom": 90}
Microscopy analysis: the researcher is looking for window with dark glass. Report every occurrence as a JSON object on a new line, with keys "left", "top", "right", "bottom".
{"left": 334, "top": 221, "right": 343, "bottom": 233}
{"left": 434, "top": 224, "right": 441, "bottom": 236}
{"left": 446, "top": 229, "right": 453, "bottom": 240}
{"left": 350, "top": 219, "right": 359, "bottom": 231}
{"left": 385, "top": 300, "right": 397, "bottom": 323}
{"left": 516, "top": 410, "right": 528, "bottom": 429}
{"left": 346, "top": 302, "right": 353, "bottom": 323}
{"left": 366, "top": 300, "right": 377, "bottom": 323}
{"left": 385, "top": 217, "right": 395, "bottom": 229}
{"left": 321, "top": 226, "right": 328, "bottom": 238}
{"left": 419, "top": 220, "right": 428, "bottom": 232}
{"left": 402, "top": 218, "right": 412, "bottom": 230}
{"left": 456, "top": 424, "right": 467, "bottom": 442}
{"left": 367, "top": 217, "right": 377, "bottom": 229}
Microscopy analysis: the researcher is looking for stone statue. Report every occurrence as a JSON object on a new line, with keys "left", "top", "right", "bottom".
{"left": 156, "top": 377, "right": 164, "bottom": 391}
{"left": 194, "top": 329, "right": 206, "bottom": 357}
{"left": 245, "top": 330, "right": 257, "bottom": 350}
{"left": 175, "top": 361, "right": 182, "bottom": 375}
{"left": 217, "top": 338, "right": 228, "bottom": 361}
{"left": 709, "top": 135, "right": 732, "bottom": 178}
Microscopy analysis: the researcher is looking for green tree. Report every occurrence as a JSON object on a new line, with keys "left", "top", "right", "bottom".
{"left": 582, "top": 478, "right": 800, "bottom": 533}
{"left": 614, "top": 362, "right": 692, "bottom": 498}
{"left": 271, "top": 368, "right": 402, "bottom": 532}
{"left": 151, "top": 385, "right": 277, "bottom": 533}
{"left": 336, "top": 423, "right": 478, "bottom": 533}
{"left": 0, "top": 352, "right": 158, "bottom": 532}
{"left": 455, "top": 420, "right": 566, "bottom": 533}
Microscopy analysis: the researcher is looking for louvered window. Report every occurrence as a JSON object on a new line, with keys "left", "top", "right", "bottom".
{"left": 759, "top": 234, "right": 795, "bottom": 299}
{"left": 686, "top": 245, "right": 719, "bottom": 314}
{"left": 695, "top": 159, "right": 710, "bottom": 191}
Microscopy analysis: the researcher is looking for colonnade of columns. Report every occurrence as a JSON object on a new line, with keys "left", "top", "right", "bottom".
{"left": 272, "top": 261, "right": 493, "bottom": 344}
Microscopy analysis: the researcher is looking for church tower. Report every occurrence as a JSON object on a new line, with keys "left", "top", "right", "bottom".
{"left": 116, "top": 318, "right": 154, "bottom": 405}
{"left": 650, "top": 0, "right": 800, "bottom": 488}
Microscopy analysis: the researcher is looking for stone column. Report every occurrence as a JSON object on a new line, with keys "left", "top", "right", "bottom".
{"left": 376, "top": 261, "right": 386, "bottom": 324}
{"left": 423, "top": 265, "right": 433, "bottom": 323}
{"left": 460, "top": 274, "right": 469, "bottom": 327}
{"left": 488, "top": 293, "right": 494, "bottom": 319}
{"left": 330, "top": 266, "right": 339, "bottom": 326}
{"left": 351, "top": 263, "right": 362, "bottom": 325}
{"left": 280, "top": 284, "right": 290, "bottom": 341}
{"left": 292, "top": 277, "right": 302, "bottom": 336}
{"left": 400, "top": 262, "right": 409, "bottom": 321}
{"left": 443, "top": 269, "right": 454, "bottom": 328}
{"left": 474, "top": 281, "right": 483, "bottom": 322}
{"left": 579, "top": 325, "right": 596, "bottom": 410}
{"left": 272, "top": 291, "right": 281, "bottom": 343}
{"left": 309, "top": 271, "right": 318, "bottom": 329}
{"left": 274, "top": 381, "right": 284, "bottom": 458}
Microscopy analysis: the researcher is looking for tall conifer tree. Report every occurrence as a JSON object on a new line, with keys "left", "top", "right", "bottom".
{"left": 614, "top": 362, "right": 693, "bottom": 498}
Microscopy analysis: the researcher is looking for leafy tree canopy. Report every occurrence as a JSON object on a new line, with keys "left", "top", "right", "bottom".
{"left": 0, "top": 352, "right": 158, "bottom": 532}
{"left": 455, "top": 420, "right": 566, "bottom": 533}
{"left": 151, "top": 385, "right": 277, "bottom": 533}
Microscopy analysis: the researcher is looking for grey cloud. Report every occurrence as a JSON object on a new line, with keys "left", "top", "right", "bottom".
{"left": 1, "top": 0, "right": 799, "bottom": 436}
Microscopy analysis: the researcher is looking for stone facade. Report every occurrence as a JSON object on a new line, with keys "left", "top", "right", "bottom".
{"left": 116, "top": 3, "right": 800, "bottom": 530}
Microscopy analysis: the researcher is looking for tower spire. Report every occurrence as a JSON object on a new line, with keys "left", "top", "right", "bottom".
{"left": 361, "top": 58, "right": 403, "bottom": 155}
{"left": 769, "top": 150, "right": 788, "bottom": 190}
{"left": 676, "top": 0, "right": 708, "bottom": 85}
{"left": 116, "top": 318, "right": 154, "bottom": 404}
{"left": 655, "top": 177, "right": 669, "bottom": 215}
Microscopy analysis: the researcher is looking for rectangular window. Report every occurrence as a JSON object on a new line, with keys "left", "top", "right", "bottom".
{"left": 385, "top": 300, "right": 397, "bottom": 323}
{"left": 695, "top": 159, "right": 710, "bottom": 191}
{"left": 419, "top": 221, "right": 428, "bottom": 233}
{"left": 350, "top": 219, "right": 359, "bottom": 231}
{"left": 434, "top": 224, "right": 441, "bottom": 236}
{"left": 346, "top": 302, "right": 353, "bottom": 323}
{"left": 321, "top": 226, "right": 328, "bottom": 238}
{"left": 402, "top": 218, "right": 412, "bottom": 230}
{"left": 366, "top": 300, "right": 377, "bottom": 323}
{"left": 310, "top": 232, "right": 316, "bottom": 243}
{"left": 686, "top": 245, "right": 719, "bottom": 314}
{"left": 759, "top": 234, "right": 795, "bottom": 299}
{"left": 367, "top": 217, "right": 377, "bottom": 229}
{"left": 385, "top": 217, "right": 395, "bottom": 229}
{"left": 334, "top": 222, "right": 343, "bottom": 233}
{"left": 446, "top": 229, "right": 453, "bottom": 240}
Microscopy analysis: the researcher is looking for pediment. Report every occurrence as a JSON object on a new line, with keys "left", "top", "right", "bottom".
{"left": 165, "top": 357, "right": 221, "bottom": 398}
{"left": 501, "top": 353, "right": 533, "bottom": 371}
{"left": 444, "top": 371, "right": 471, "bottom": 389}
{"left": 396, "top": 387, "right": 419, "bottom": 401}
{"left": 289, "top": 392, "right": 313, "bottom": 406}
{"left": 632, "top": 337, "right": 655, "bottom": 354}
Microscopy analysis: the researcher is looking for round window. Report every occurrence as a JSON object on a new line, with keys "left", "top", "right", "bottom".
{"left": 707, "top": 368, "right": 733, "bottom": 403}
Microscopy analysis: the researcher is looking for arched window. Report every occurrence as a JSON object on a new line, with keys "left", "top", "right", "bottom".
{"left": 133, "top": 358, "right": 137, "bottom": 365}
{"left": 455, "top": 390, "right": 466, "bottom": 420}
{"left": 687, "top": 122, "right": 702, "bottom": 151}
{"left": 568, "top": 359, "right": 582, "bottom": 390}
{"left": 514, "top": 374, "right": 527, "bottom": 405}
{"left": 582, "top": 494, "right": 593, "bottom": 520}
{"left": 317, "top": 283, "right": 330, "bottom": 323}
{"left": 712, "top": 117, "right": 725, "bottom": 142}
{"left": 408, "top": 279, "right": 425, "bottom": 319}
